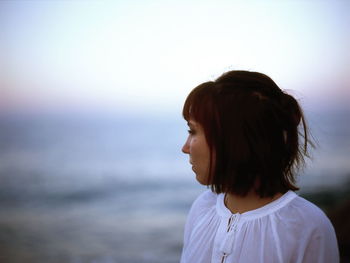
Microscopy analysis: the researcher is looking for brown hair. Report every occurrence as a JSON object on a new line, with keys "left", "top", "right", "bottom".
{"left": 183, "top": 70, "right": 312, "bottom": 197}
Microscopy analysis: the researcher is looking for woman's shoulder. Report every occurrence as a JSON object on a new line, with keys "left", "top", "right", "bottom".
{"left": 183, "top": 190, "right": 219, "bottom": 235}
{"left": 286, "top": 194, "right": 336, "bottom": 232}
{"left": 291, "top": 195, "right": 326, "bottom": 216}
{"left": 188, "top": 190, "right": 219, "bottom": 215}
{"left": 193, "top": 189, "right": 218, "bottom": 206}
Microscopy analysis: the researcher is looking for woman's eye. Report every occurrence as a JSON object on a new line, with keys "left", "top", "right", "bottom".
{"left": 187, "top": 129, "right": 195, "bottom": 135}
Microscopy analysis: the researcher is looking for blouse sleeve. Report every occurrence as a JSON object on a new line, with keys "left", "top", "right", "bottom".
{"left": 180, "top": 190, "right": 215, "bottom": 263}
{"left": 302, "top": 216, "right": 339, "bottom": 263}
{"left": 180, "top": 193, "right": 200, "bottom": 262}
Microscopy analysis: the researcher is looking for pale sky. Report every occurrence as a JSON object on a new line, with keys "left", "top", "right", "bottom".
{"left": 1, "top": 0, "right": 349, "bottom": 115}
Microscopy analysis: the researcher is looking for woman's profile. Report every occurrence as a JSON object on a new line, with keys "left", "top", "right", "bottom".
{"left": 180, "top": 70, "right": 339, "bottom": 263}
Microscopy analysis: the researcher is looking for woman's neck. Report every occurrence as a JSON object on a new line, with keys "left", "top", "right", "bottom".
{"left": 224, "top": 190, "right": 283, "bottom": 214}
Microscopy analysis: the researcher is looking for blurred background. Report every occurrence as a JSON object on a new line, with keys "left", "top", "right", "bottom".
{"left": 0, "top": 0, "right": 349, "bottom": 262}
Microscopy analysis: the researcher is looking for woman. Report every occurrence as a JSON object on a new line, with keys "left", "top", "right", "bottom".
{"left": 180, "top": 70, "right": 339, "bottom": 263}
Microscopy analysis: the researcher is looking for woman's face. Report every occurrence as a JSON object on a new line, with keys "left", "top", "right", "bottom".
{"left": 182, "top": 120, "right": 211, "bottom": 185}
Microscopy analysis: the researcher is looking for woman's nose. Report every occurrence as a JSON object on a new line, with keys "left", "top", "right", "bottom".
{"left": 182, "top": 137, "right": 190, "bottom": 154}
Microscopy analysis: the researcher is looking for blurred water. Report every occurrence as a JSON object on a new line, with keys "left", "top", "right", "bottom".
{"left": 0, "top": 109, "right": 349, "bottom": 263}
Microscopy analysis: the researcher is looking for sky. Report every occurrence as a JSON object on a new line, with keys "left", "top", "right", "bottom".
{"left": 1, "top": 0, "right": 349, "bottom": 115}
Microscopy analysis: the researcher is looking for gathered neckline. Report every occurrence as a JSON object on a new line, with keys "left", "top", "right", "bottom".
{"left": 216, "top": 190, "right": 297, "bottom": 220}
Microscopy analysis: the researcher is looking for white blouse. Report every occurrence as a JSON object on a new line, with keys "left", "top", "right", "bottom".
{"left": 180, "top": 190, "right": 339, "bottom": 263}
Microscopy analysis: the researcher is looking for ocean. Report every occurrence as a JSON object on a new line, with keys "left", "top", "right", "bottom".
{"left": 0, "top": 109, "right": 349, "bottom": 263}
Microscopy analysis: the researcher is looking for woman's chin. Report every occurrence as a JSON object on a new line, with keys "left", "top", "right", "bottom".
{"left": 195, "top": 174, "right": 210, "bottom": 186}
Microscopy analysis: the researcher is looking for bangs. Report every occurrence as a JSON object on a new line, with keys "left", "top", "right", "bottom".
{"left": 182, "top": 81, "right": 216, "bottom": 125}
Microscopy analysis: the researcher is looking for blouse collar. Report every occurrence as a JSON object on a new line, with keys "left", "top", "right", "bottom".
{"left": 216, "top": 190, "right": 297, "bottom": 220}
